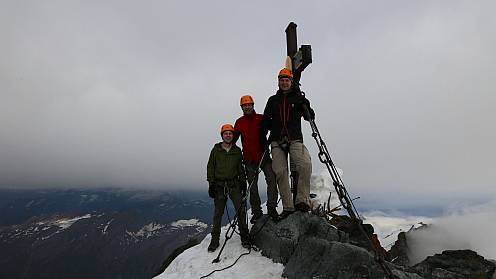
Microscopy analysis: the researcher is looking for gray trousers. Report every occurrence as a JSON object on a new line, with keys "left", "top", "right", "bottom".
{"left": 245, "top": 157, "right": 278, "bottom": 216}
{"left": 271, "top": 141, "right": 312, "bottom": 208}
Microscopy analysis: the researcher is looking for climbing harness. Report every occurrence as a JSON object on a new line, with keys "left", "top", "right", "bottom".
{"left": 200, "top": 151, "right": 272, "bottom": 278}
{"left": 210, "top": 150, "right": 268, "bottom": 264}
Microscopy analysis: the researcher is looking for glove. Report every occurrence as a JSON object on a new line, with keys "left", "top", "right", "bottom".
{"left": 240, "top": 181, "right": 247, "bottom": 197}
{"left": 208, "top": 183, "right": 216, "bottom": 198}
{"left": 298, "top": 96, "right": 311, "bottom": 107}
{"left": 298, "top": 97, "right": 315, "bottom": 121}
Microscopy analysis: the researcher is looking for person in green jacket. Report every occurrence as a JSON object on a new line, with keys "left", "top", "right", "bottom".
{"left": 206, "top": 124, "right": 250, "bottom": 252}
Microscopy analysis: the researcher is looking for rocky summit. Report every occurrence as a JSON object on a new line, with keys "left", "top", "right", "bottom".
{"left": 250, "top": 212, "right": 495, "bottom": 279}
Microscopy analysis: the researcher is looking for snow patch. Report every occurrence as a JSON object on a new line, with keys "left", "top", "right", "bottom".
{"left": 171, "top": 219, "right": 208, "bottom": 231}
{"left": 102, "top": 219, "right": 114, "bottom": 234}
{"left": 309, "top": 169, "right": 342, "bottom": 211}
{"left": 55, "top": 214, "right": 92, "bottom": 229}
{"left": 126, "top": 223, "right": 166, "bottom": 239}
{"left": 155, "top": 227, "right": 284, "bottom": 279}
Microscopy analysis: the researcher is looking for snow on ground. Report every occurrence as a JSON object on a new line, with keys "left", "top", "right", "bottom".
{"left": 155, "top": 171, "right": 431, "bottom": 279}
{"left": 156, "top": 226, "right": 285, "bottom": 279}
{"left": 102, "top": 218, "right": 114, "bottom": 234}
{"left": 309, "top": 169, "right": 342, "bottom": 210}
{"left": 54, "top": 214, "right": 92, "bottom": 229}
{"left": 127, "top": 223, "right": 166, "bottom": 238}
{"left": 171, "top": 219, "right": 208, "bottom": 230}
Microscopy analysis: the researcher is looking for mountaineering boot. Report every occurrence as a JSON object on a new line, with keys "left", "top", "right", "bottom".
{"left": 278, "top": 210, "right": 295, "bottom": 220}
{"left": 208, "top": 237, "right": 220, "bottom": 252}
{"left": 267, "top": 207, "right": 279, "bottom": 221}
{"left": 241, "top": 234, "right": 251, "bottom": 249}
{"left": 250, "top": 211, "right": 263, "bottom": 224}
{"left": 295, "top": 202, "right": 310, "bottom": 212}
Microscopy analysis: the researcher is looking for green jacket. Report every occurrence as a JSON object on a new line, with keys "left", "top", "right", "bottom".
{"left": 207, "top": 143, "right": 246, "bottom": 186}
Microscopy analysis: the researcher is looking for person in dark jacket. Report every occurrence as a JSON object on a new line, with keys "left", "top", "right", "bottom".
{"left": 234, "top": 95, "right": 285, "bottom": 223}
{"left": 206, "top": 124, "right": 250, "bottom": 252}
{"left": 261, "top": 68, "right": 315, "bottom": 218}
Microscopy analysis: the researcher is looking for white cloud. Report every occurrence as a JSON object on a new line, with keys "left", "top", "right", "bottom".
{"left": 407, "top": 200, "right": 496, "bottom": 264}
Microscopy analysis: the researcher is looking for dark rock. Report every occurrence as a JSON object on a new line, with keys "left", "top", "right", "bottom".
{"left": 329, "top": 215, "right": 373, "bottom": 248}
{"left": 284, "top": 238, "right": 423, "bottom": 279}
{"left": 250, "top": 212, "right": 346, "bottom": 264}
{"left": 390, "top": 231, "right": 412, "bottom": 266}
{"left": 410, "top": 250, "right": 496, "bottom": 279}
{"left": 389, "top": 223, "right": 430, "bottom": 267}
{"left": 251, "top": 212, "right": 423, "bottom": 279}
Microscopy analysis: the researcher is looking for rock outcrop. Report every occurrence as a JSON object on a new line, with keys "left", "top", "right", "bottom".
{"left": 250, "top": 212, "right": 496, "bottom": 279}
{"left": 250, "top": 212, "right": 421, "bottom": 279}
{"left": 410, "top": 250, "right": 496, "bottom": 279}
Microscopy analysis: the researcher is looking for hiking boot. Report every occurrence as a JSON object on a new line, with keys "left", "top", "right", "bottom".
{"left": 278, "top": 210, "right": 295, "bottom": 220}
{"left": 250, "top": 212, "right": 263, "bottom": 224}
{"left": 295, "top": 202, "right": 310, "bottom": 212}
{"left": 241, "top": 235, "right": 251, "bottom": 249}
{"left": 267, "top": 207, "right": 279, "bottom": 221}
{"left": 207, "top": 238, "right": 219, "bottom": 252}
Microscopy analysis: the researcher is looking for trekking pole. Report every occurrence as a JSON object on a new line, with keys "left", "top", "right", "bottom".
{"left": 212, "top": 213, "right": 240, "bottom": 263}
{"left": 241, "top": 149, "right": 268, "bottom": 201}
{"left": 212, "top": 150, "right": 268, "bottom": 263}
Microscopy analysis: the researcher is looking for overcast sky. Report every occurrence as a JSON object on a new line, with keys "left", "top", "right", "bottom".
{"left": 1, "top": 1, "right": 495, "bottom": 206}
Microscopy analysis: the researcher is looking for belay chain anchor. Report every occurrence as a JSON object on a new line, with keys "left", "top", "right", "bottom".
{"left": 299, "top": 92, "right": 398, "bottom": 279}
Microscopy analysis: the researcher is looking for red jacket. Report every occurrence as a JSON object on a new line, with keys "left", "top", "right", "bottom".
{"left": 234, "top": 112, "right": 264, "bottom": 164}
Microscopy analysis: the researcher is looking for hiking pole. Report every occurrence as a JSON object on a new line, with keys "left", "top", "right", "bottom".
{"left": 212, "top": 212, "right": 240, "bottom": 263}
{"left": 241, "top": 149, "right": 268, "bottom": 202}
{"left": 212, "top": 150, "right": 268, "bottom": 263}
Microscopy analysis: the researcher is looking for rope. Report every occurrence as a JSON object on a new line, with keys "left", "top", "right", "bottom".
{"left": 199, "top": 249, "right": 252, "bottom": 279}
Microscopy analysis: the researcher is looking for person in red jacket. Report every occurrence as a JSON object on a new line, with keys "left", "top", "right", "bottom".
{"left": 234, "top": 95, "right": 284, "bottom": 223}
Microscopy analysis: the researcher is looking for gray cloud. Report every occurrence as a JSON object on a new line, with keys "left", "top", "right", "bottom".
{"left": 1, "top": 1, "right": 495, "bottom": 207}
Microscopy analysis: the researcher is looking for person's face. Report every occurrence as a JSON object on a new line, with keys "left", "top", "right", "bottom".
{"left": 222, "top": 131, "right": 233, "bottom": 143}
{"left": 241, "top": 103, "right": 254, "bottom": 115}
{"left": 278, "top": 77, "right": 292, "bottom": 91}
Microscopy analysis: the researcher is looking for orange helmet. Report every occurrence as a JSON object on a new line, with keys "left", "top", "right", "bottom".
{"left": 220, "top": 124, "right": 235, "bottom": 135}
{"left": 240, "top": 95, "right": 254, "bottom": 106}
{"left": 278, "top": 68, "right": 293, "bottom": 79}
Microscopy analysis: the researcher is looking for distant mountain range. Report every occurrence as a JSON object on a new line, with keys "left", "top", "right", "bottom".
{"left": 0, "top": 188, "right": 218, "bottom": 279}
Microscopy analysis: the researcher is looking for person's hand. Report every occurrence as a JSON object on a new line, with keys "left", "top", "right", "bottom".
{"left": 208, "top": 183, "right": 216, "bottom": 198}
{"left": 298, "top": 97, "right": 315, "bottom": 120}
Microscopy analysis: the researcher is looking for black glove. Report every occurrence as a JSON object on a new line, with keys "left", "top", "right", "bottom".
{"left": 298, "top": 96, "right": 311, "bottom": 107}
{"left": 298, "top": 97, "right": 315, "bottom": 121}
{"left": 240, "top": 181, "right": 247, "bottom": 196}
{"left": 208, "top": 183, "right": 216, "bottom": 198}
